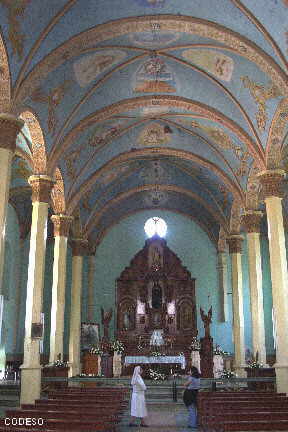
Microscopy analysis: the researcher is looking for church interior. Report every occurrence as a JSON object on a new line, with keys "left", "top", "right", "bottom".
{"left": 0, "top": 0, "right": 288, "bottom": 430}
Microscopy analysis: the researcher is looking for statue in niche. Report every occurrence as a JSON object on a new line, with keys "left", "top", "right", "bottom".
{"left": 200, "top": 306, "right": 212, "bottom": 338}
{"left": 122, "top": 307, "right": 134, "bottom": 331}
{"left": 151, "top": 245, "right": 162, "bottom": 270}
{"left": 182, "top": 304, "right": 192, "bottom": 329}
{"left": 101, "top": 307, "right": 113, "bottom": 341}
{"left": 152, "top": 281, "right": 162, "bottom": 309}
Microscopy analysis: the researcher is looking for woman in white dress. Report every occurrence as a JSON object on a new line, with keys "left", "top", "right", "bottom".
{"left": 129, "top": 366, "right": 149, "bottom": 427}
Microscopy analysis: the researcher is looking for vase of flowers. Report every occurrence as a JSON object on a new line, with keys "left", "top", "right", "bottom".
{"left": 110, "top": 340, "right": 125, "bottom": 355}
{"left": 90, "top": 346, "right": 104, "bottom": 356}
{"left": 190, "top": 337, "right": 200, "bottom": 351}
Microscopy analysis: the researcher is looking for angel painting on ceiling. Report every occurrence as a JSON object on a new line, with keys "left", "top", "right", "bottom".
{"left": 133, "top": 55, "right": 177, "bottom": 93}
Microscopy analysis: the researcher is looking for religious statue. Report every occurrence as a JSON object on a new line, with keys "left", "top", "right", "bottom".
{"left": 101, "top": 307, "right": 113, "bottom": 341}
{"left": 200, "top": 306, "right": 212, "bottom": 338}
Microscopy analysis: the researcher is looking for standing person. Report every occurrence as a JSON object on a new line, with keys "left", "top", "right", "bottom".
{"left": 183, "top": 366, "right": 200, "bottom": 429}
{"left": 129, "top": 366, "right": 149, "bottom": 427}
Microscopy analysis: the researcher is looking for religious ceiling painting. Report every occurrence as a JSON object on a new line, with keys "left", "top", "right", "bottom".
{"left": 240, "top": 76, "right": 282, "bottom": 133}
{"left": 98, "top": 164, "right": 130, "bottom": 186}
{"left": 137, "top": 122, "right": 172, "bottom": 146}
{"left": 130, "top": 31, "right": 179, "bottom": 48}
{"left": 73, "top": 50, "right": 127, "bottom": 88}
{"left": 144, "top": 189, "right": 168, "bottom": 207}
{"left": 139, "top": 160, "right": 170, "bottom": 183}
{"left": 30, "top": 80, "right": 71, "bottom": 136}
{"left": 134, "top": 0, "right": 166, "bottom": 7}
{"left": 133, "top": 56, "right": 177, "bottom": 93}
{"left": 0, "top": 0, "right": 30, "bottom": 60}
{"left": 141, "top": 105, "right": 171, "bottom": 117}
{"left": 182, "top": 49, "right": 234, "bottom": 82}
{"left": 88, "top": 120, "right": 127, "bottom": 148}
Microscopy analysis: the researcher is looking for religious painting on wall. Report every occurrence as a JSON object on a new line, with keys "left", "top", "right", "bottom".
{"left": 177, "top": 300, "right": 194, "bottom": 331}
{"left": 81, "top": 323, "right": 99, "bottom": 351}
{"left": 133, "top": 56, "right": 177, "bottom": 93}
{"left": 118, "top": 301, "right": 136, "bottom": 331}
{"left": 182, "top": 49, "right": 234, "bottom": 82}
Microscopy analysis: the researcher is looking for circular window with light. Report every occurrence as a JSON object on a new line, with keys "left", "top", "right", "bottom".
{"left": 144, "top": 217, "right": 167, "bottom": 238}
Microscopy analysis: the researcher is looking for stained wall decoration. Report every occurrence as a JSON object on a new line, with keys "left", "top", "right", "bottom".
{"left": 139, "top": 160, "right": 170, "bottom": 183}
{"left": 130, "top": 32, "right": 179, "bottom": 48}
{"left": 182, "top": 49, "right": 234, "bottom": 82}
{"left": 0, "top": 0, "right": 30, "bottom": 60}
{"left": 98, "top": 165, "right": 129, "bottom": 185}
{"left": 73, "top": 50, "right": 127, "bottom": 87}
{"left": 137, "top": 122, "right": 172, "bottom": 146}
{"left": 241, "top": 76, "right": 282, "bottom": 133}
{"left": 30, "top": 80, "right": 71, "bottom": 136}
{"left": 144, "top": 189, "right": 168, "bottom": 206}
{"left": 133, "top": 56, "right": 177, "bottom": 93}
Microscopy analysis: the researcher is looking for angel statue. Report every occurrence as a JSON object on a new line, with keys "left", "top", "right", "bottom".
{"left": 101, "top": 307, "right": 113, "bottom": 341}
{"left": 200, "top": 306, "right": 212, "bottom": 338}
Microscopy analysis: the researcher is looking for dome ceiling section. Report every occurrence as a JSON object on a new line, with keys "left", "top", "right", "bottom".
{"left": 237, "top": 0, "right": 288, "bottom": 68}
{"left": 87, "top": 188, "right": 221, "bottom": 248}
{"left": 62, "top": 118, "right": 246, "bottom": 197}
{"left": 78, "top": 159, "right": 231, "bottom": 230}
{"left": 14, "top": 15, "right": 288, "bottom": 108}
{"left": 0, "top": 0, "right": 70, "bottom": 84}
{"left": 19, "top": 0, "right": 280, "bottom": 74}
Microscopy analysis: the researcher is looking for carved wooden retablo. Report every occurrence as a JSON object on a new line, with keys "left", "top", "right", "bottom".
{"left": 116, "top": 235, "right": 197, "bottom": 355}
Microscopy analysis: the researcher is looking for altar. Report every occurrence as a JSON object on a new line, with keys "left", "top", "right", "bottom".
{"left": 124, "top": 355, "right": 186, "bottom": 369}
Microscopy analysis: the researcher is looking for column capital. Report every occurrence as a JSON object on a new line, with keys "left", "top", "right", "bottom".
{"left": 227, "top": 235, "right": 244, "bottom": 254}
{"left": 0, "top": 113, "right": 24, "bottom": 151}
{"left": 28, "top": 175, "right": 55, "bottom": 203}
{"left": 257, "top": 169, "right": 286, "bottom": 199}
{"left": 71, "top": 238, "right": 89, "bottom": 256}
{"left": 241, "top": 210, "right": 263, "bottom": 233}
{"left": 51, "top": 214, "right": 73, "bottom": 237}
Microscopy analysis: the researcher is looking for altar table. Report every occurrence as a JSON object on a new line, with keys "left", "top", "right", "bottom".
{"left": 124, "top": 355, "right": 186, "bottom": 369}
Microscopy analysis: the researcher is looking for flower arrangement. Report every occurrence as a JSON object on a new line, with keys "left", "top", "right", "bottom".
{"left": 148, "top": 368, "right": 166, "bottom": 381}
{"left": 221, "top": 369, "right": 236, "bottom": 379}
{"left": 110, "top": 340, "right": 125, "bottom": 354}
{"left": 177, "top": 352, "right": 184, "bottom": 357}
{"left": 190, "top": 337, "right": 200, "bottom": 351}
{"left": 52, "top": 359, "right": 68, "bottom": 368}
{"left": 150, "top": 351, "right": 162, "bottom": 357}
{"left": 213, "top": 345, "right": 229, "bottom": 356}
{"left": 246, "top": 351, "right": 264, "bottom": 368}
{"left": 90, "top": 346, "right": 103, "bottom": 356}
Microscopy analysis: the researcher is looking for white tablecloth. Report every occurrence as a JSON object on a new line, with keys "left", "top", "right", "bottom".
{"left": 124, "top": 355, "right": 186, "bottom": 369}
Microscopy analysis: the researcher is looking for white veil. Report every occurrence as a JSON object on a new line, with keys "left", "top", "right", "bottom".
{"left": 131, "top": 365, "right": 142, "bottom": 385}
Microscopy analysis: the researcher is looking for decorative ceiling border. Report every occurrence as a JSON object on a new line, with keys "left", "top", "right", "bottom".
{"left": 13, "top": 15, "right": 288, "bottom": 105}
{"left": 266, "top": 97, "right": 288, "bottom": 169}
{"left": 66, "top": 147, "right": 244, "bottom": 215}
{"left": 49, "top": 95, "right": 265, "bottom": 172}
{"left": 84, "top": 184, "right": 228, "bottom": 236}
{"left": 0, "top": 31, "right": 11, "bottom": 112}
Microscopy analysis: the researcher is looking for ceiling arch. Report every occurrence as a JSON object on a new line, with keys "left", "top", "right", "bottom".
{"left": 0, "top": 31, "right": 11, "bottom": 112}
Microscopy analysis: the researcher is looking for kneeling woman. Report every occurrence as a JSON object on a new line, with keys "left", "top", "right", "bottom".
{"left": 183, "top": 366, "right": 200, "bottom": 429}
{"left": 129, "top": 366, "right": 149, "bottom": 427}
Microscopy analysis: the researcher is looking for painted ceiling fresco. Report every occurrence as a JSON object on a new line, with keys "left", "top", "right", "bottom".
{"left": 1, "top": 0, "right": 287, "bottom": 246}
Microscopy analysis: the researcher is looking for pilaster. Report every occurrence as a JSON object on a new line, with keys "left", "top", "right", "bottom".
{"left": 241, "top": 211, "right": 267, "bottom": 365}
{"left": 69, "top": 238, "right": 88, "bottom": 377}
{"left": 226, "top": 235, "right": 246, "bottom": 376}
{"left": 20, "top": 175, "right": 54, "bottom": 405}
{"left": 258, "top": 169, "right": 288, "bottom": 393}
{"left": 49, "top": 214, "right": 73, "bottom": 363}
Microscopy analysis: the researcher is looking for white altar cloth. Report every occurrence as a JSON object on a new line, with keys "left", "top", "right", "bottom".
{"left": 124, "top": 355, "right": 186, "bottom": 369}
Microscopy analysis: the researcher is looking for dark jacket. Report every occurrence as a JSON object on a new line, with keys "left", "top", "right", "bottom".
{"left": 183, "top": 389, "right": 198, "bottom": 407}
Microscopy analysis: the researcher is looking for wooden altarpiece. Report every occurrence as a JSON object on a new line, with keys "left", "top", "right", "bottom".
{"left": 116, "top": 235, "right": 197, "bottom": 356}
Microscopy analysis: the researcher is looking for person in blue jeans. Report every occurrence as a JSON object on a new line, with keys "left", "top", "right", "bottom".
{"left": 183, "top": 366, "right": 200, "bottom": 429}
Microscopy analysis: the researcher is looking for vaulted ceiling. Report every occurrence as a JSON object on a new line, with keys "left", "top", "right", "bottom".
{"left": 1, "top": 0, "right": 288, "bottom": 248}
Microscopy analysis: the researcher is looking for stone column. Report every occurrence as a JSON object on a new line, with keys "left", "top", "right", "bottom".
{"left": 217, "top": 252, "right": 229, "bottom": 322}
{"left": 69, "top": 238, "right": 88, "bottom": 377}
{"left": 258, "top": 170, "right": 288, "bottom": 393}
{"left": 0, "top": 114, "right": 24, "bottom": 293}
{"left": 87, "top": 254, "right": 95, "bottom": 322}
{"left": 49, "top": 214, "right": 73, "bottom": 363}
{"left": 241, "top": 210, "right": 267, "bottom": 365}
{"left": 227, "top": 235, "right": 246, "bottom": 376}
{"left": 20, "top": 175, "right": 54, "bottom": 405}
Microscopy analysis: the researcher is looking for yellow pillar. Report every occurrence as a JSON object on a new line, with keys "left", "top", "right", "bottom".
{"left": 217, "top": 252, "right": 229, "bottom": 322}
{"left": 49, "top": 214, "right": 73, "bottom": 363}
{"left": 69, "top": 239, "right": 88, "bottom": 377}
{"left": 87, "top": 253, "right": 95, "bottom": 322}
{"left": 241, "top": 211, "right": 267, "bottom": 365}
{"left": 258, "top": 170, "right": 288, "bottom": 393}
{"left": 227, "top": 235, "right": 246, "bottom": 376}
{"left": 0, "top": 114, "right": 24, "bottom": 380}
{"left": 20, "top": 175, "right": 54, "bottom": 405}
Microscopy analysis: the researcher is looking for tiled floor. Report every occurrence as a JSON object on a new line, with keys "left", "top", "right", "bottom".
{"left": 120, "top": 403, "right": 192, "bottom": 432}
